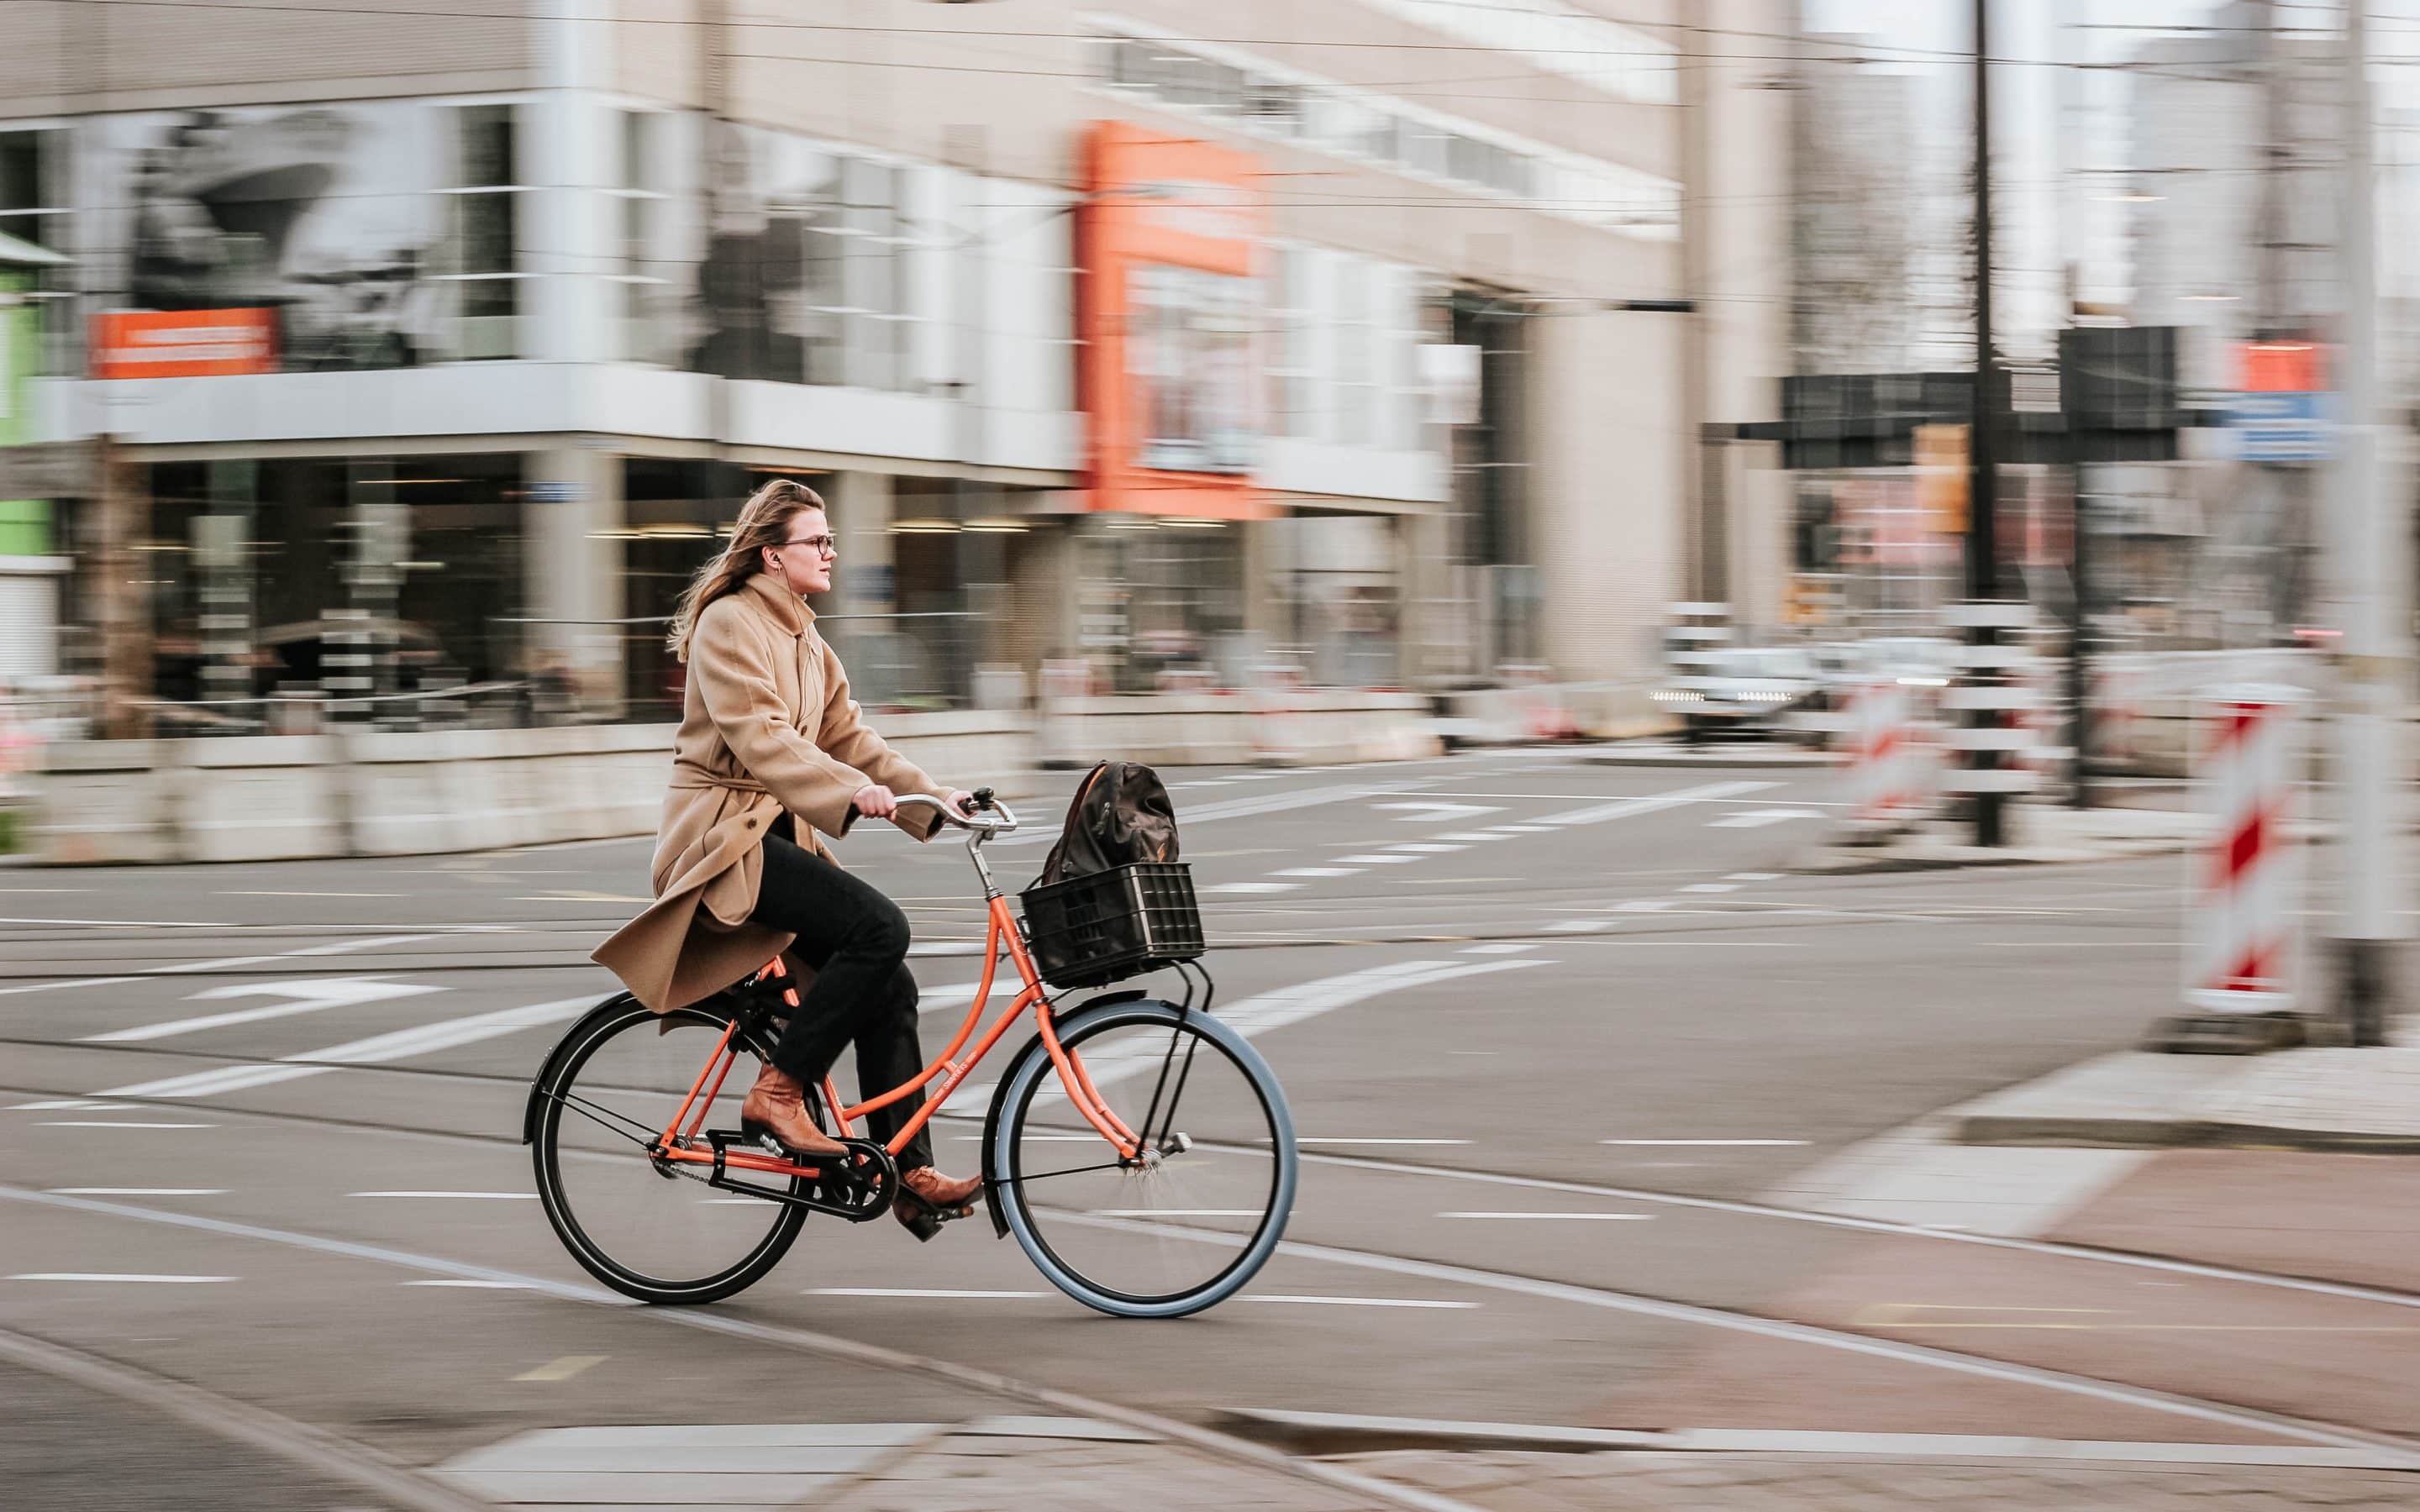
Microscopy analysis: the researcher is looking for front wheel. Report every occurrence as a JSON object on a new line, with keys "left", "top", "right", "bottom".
{"left": 991, "top": 1000, "right": 1296, "bottom": 1318}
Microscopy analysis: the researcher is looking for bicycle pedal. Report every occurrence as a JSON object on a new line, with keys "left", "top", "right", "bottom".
{"left": 897, "top": 1206, "right": 943, "bottom": 1243}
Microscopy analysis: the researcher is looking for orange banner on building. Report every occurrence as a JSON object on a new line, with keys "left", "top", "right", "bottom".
{"left": 91, "top": 308, "right": 277, "bottom": 379}
{"left": 1076, "top": 120, "right": 1268, "bottom": 521}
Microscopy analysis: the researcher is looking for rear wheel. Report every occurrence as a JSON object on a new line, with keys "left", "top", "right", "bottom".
{"left": 991, "top": 1000, "right": 1295, "bottom": 1318}
{"left": 531, "top": 998, "right": 808, "bottom": 1305}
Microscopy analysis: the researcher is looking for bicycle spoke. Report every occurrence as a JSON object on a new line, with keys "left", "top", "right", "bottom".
{"left": 547, "top": 1089, "right": 666, "bottom": 1148}
{"left": 998, "top": 1009, "right": 1291, "bottom": 1314}
{"left": 534, "top": 1005, "right": 803, "bottom": 1302}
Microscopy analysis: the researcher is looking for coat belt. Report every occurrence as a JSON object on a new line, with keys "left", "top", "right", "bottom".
{"left": 669, "top": 766, "right": 771, "bottom": 797}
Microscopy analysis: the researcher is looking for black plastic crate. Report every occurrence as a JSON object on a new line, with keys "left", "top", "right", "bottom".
{"left": 1018, "top": 861, "right": 1204, "bottom": 990}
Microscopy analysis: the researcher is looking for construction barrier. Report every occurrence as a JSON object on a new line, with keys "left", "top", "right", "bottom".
{"left": 1843, "top": 680, "right": 1926, "bottom": 832}
{"left": 2181, "top": 685, "right": 2303, "bottom": 1020}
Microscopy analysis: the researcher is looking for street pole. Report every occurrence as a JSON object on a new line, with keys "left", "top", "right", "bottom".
{"left": 1966, "top": 0, "right": 2006, "bottom": 845}
{"left": 2329, "top": 1, "right": 2399, "bottom": 1046}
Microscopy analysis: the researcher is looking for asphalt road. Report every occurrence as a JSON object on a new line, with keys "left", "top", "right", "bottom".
{"left": 3, "top": 747, "right": 2410, "bottom": 1506}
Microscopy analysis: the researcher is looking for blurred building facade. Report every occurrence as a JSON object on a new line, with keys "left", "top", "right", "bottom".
{"left": 0, "top": 0, "right": 1787, "bottom": 727}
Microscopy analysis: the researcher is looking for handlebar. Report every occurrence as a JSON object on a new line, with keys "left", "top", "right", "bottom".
{"left": 892, "top": 790, "right": 1018, "bottom": 835}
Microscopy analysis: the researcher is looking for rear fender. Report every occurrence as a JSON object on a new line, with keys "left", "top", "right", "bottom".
{"left": 980, "top": 989, "right": 1150, "bottom": 1237}
{"left": 520, "top": 992, "right": 642, "bottom": 1145}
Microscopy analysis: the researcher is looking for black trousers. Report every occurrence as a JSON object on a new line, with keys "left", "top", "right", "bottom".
{"left": 746, "top": 820, "right": 934, "bottom": 1172}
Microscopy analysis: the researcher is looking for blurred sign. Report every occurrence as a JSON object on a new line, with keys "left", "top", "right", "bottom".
{"left": 91, "top": 308, "right": 276, "bottom": 379}
{"left": 1913, "top": 423, "right": 1967, "bottom": 536}
{"left": 528, "top": 480, "right": 589, "bottom": 504}
{"left": 2229, "top": 339, "right": 2331, "bottom": 462}
{"left": 1077, "top": 121, "right": 1266, "bottom": 522}
{"left": 2228, "top": 391, "right": 2330, "bottom": 461}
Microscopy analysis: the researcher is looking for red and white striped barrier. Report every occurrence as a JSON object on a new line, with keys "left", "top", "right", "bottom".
{"left": 1844, "top": 680, "right": 1926, "bottom": 831}
{"left": 2182, "top": 686, "right": 2302, "bottom": 1016}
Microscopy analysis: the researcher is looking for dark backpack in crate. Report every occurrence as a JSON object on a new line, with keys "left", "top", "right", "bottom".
{"left": 1020, "top": 762, "right": 1202, "bottom": 988}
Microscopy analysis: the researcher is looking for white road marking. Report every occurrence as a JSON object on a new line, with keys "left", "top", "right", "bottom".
{"left": 0, "top": 976, "right": 141, "bottom": 999}
{"left": 992, "top": 958, "right": 1545, "bottom": 1110}
{"left": 1273, "top": 867, "right": 1362, "bottom": 878}
{"left": 1086, "top": 1209, "right": 1262, "bottom": 1217}
{"left": 10, "top": 1100, "right": 130, "bottom": 1110}
{"left": 806, "top": 1287, "right": 1048, "bottom": 1299}
{"left": 85, "top": 977, "right": 445, "bottom": 1043}
{"left": 8, "top": 1273, "right": 232, "bottom": 1284}
{"left": 1296, "top": 1137, "right": 1472, "bottom": 1146}
{"left": 405, "top": 1279, "right": 535, "bottom": 1289}
{"left": 1601, "top": 1138, "right": 1810, "bottom": 1147}
{"left": 1485, "top": 826, "right": 1553, "bottom": 835}
{"left": 352, "top": 1191, "right": 539, "bottom": 1200}
{"left": 44, "top": 1188, "right": 226, "bottom": 1196}
{"left": 1459, "top": 943, "right": 1539, "bottom": 956}
{"left": 1728, "top": 872, "right": 1783, "bottom": 881}
{"left": 1244, "top": 1295, "right": 1476, "bottom": 1310}
{"left": 908, "top": 941, "right": 992, "bottom": 958}
{"left": 1203, "top": 882, "right": 1303, "bottom": 895}
{"left": 1438, "top": 1211, "right": 1652, "bottom": 1221}
{"left": 96, "top": 994, "right": 598, "bottom": 1100}
{"left": 1387, "top": 843, "right": 1467, "bottom": 854}
{"left": 140, "top": 933, "right": 440, "bottom": 977}
{"left": 1371, "top": 801, "right": 1503, "bottom": 822}
{"left": 37, "top": 1120, "right": 216, "bottom": 1129}
{"left": 1613, "top": 900, "right": 1673, "bottom": 912}
{"left": 1537, "top": 780, "right": 1779, "bottom": 828}
{"left": 1707, "top": 808, "right": 1824, "bottom": 829}
{"left": 1541, "top": 920, "right": 1612, "bottom": 934}
{"left": 1331, "top": 853, "right": 1419, "bottom": 864}
{"left": 1678, "top": 883, "right": 1737, "bottom": 894}
{"left": 1435, "top": 832, "right": 1502, "bottom": 842}
{"left": 34, "top": 1191, "right": 2388, "bottom": 1504}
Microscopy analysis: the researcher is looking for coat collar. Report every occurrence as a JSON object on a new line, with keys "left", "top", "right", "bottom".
{"left": 740, "top": 572, "right": 815, "bottom": 638}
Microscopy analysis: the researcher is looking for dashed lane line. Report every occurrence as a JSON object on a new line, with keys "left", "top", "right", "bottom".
{"left": 8, "top": 1273, "right": 234, "bottom": 1284}
{"left": 0, "top": 1187, "right": 1485, "bottom": 1512}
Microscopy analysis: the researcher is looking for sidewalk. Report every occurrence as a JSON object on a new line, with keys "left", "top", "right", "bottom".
{"left": 1793, "top": 805, "right": 2210, "bottom": 874}
{"left": 1953, "top": 1031, "right": 2420, "bottom": 1153}
{"left": 798, "top": 1419, "right": 2420, "bottom": 1510}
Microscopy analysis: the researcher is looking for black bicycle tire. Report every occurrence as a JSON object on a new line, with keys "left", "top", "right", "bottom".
{"left": 531, "top": 999, "right": 809, "bottom": 1305}
{"left": 991, "top": 1001, "right": 1297, "bottom": 1319}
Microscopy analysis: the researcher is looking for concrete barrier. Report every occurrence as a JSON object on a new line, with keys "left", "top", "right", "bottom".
{"left": 1436, "top": 682, "right": 1672, "bottom": 748}
{"left": 1038, "top": 690, "right": 1441, "bottom": 769}
{"left": 20, "top": 714, "right": 1042, "bottom": 866}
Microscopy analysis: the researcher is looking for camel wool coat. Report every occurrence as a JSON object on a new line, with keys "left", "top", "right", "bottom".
{"left": 592, "top": 572, "right": 947, "bottom": 1012}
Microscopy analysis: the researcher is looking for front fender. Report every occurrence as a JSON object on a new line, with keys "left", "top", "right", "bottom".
{"left": 979, "top": 989, "right": 1150, "bottom": 1236}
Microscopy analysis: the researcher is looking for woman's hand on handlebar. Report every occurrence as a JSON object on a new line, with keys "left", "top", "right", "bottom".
{"left": 943, "top": 788, "right": 982, "bottom": 817}
{"left": 852, "top": 783, "right": 899, "bottom": 820}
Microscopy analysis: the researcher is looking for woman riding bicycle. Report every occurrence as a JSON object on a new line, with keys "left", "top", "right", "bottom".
{"left": 592, "top": 478, "right": 985, "bottom": 1236}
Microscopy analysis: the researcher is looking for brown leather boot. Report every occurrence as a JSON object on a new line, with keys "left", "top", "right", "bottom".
{"left": 739, "top": 1063, "right": 849, "bottom": 1159}
{"left": 895, "top": 1166, "right": 983, "bottom": 1241}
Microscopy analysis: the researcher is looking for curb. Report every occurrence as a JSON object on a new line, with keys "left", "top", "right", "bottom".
{"left": 1585, "top": 746, "right": 1838, "bottom": 769}
{"left": 1790, "top": 838, "right": 2193, "bottom": 875}
{"left": 1954, "top": 1111, "right": 2420, "bottom": 1155}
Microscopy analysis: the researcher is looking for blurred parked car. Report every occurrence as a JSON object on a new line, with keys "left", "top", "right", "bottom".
{"left": 1656, "top": 646, "right": 1822, "bottom": 743}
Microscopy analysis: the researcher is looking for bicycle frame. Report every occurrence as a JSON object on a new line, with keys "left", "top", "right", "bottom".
{"left": 650, "top": 829, "right": 1144, "bottom": 1186}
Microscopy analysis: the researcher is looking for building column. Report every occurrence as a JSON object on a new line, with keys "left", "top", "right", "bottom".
{"left": 523, "top": 445, "right": 625, "bottom": 718}
{"left": 824, "top": 470, "right": 897, "bottom": 613}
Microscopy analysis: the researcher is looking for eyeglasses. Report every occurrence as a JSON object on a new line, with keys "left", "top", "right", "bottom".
{"left": 778, "top": 534, "right": 838, "bottom": 556}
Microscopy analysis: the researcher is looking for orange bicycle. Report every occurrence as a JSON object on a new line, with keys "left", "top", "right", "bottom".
{"left": 523, "top": 791, "right": 1297, "bottom": 1317}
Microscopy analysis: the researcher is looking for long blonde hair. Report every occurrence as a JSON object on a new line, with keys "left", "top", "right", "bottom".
{"left": 666, "top": 478, "right": 826, "bottom": 663}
